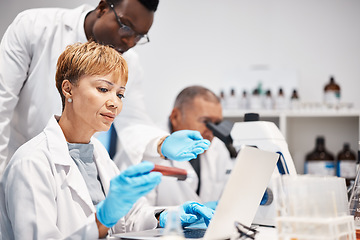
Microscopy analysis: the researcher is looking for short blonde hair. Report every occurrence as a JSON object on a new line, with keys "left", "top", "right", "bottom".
{"left": 55, "top": 41, "right": 128, "bottom": 109}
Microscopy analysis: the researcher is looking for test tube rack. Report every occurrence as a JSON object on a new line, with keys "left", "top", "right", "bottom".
{"left": 276, "top": 215, "right": 355, "bottom": 240}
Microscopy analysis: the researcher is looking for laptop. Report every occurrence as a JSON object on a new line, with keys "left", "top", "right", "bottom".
{"left": 111, "top": 146, "right": 279, "bottom": 240}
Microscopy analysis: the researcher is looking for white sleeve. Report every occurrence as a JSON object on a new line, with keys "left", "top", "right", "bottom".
{"left": 123, "top": 197, "right": 159, "bottom": 232}
{"left": 113, "top": 50, "right": 168, "bottom": 165}
{"left": 2, "top": 157, "right": 98, "bottom": 240}
{"left": 0, "top": 12, "right": 33, "bottom": 173}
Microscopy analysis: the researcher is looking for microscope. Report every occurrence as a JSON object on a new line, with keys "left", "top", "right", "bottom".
{"left": 206, "top": 113, "right": 297, "bottom": 226}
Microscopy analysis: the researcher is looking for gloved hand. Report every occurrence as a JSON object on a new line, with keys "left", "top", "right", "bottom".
{"left": 203, "top": 201, "right": 218, "bottom": 210}
{"left": 159, "top": 201, "right": 214, "bottom": 228}
{"left": 96, "top": 161, "right": 162, "bottom": 228}
{"left": 161, "top": 130, "right": 211, "bottom": 161}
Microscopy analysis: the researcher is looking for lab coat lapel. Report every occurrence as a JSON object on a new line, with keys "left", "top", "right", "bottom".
{"left": 63, "top": 166, "right": 95, "bottom": 214}
{"left": 91, "top": 137, "right": 120, "bottom": 195}
{"left": 204, "top": 139, "right": 218, "bottom": 181}
{"left": 45, "top": 116, "right": 95, "bottom": 213}
{"left": 93, "top": 144, "right": 111, "bottom": 195}
{"left": 91, "top": 138, "right": 127, "bottom": 231}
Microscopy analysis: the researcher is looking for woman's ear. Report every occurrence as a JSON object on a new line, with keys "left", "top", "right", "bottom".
{"left": 62, "top": 80, "right": 72, "bottom": 99}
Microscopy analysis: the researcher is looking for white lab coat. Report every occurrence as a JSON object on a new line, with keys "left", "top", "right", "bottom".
{"left": 0, "top": 116, "right": 158, "bottom": 240}
{"left": 145, "top": 137, "right": 234, "bottom": 206}
{"left": 0, "top": 5, "right": 167, "bottom": 174}
{"left": 114, "top": 120, "right": 235, "bottom": 206}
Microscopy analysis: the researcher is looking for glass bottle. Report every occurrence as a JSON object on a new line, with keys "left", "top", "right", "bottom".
{"left": 219, "top": 90, "right": 225, "bottom": 108}
{"left": 275, "top": 88, "right": 287, "bottom": 110}
{"left": 161, "top": 208, "right": 185, "bottom": 240}
{"left": 225, "top": 88, "right": 238, "bottom": 109}
{"left": 239, "top": 90, "right": 249, "bottom": 110}
{"left": 263, "top": 89, "right": 273, "bottom": 110}
{"left": 290, "top": 89, "right": 300, "bottom": 110}
{"left": 249, "top": 89, "right": 262, "bottom": 110}
{"left": 337, "top": 143, "right": 357, "bottom": 187}
{"left": 304, "top": 136, "right": 335, "bottom": 176}
{"left": 358, "top": 141, "right": 360, "bottom": 172}
{"left": 348, "top": 166, "right": 360, "bottom": 239}
{"left": 324, "top": 76, "right": 341, "bottom": 107}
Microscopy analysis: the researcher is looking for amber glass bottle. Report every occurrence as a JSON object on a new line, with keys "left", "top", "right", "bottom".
{"left": 324, "top": 76, "right": 341, "bottom": 105}
{"left": 337, "top": 143, "right": 356, "bottom": 187}
{"left": 290, "top": 89, "right": 300, "bottom": 110}
{"left": 305, "top": 136, "right": 335, "bottom": 176}
{"left": 275, "top": 88, "right": 287, "bottom": 110}
{"left": 226, "top": 88, "right": 238, "bottom": 109}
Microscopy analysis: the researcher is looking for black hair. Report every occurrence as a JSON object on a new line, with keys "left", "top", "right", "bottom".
{"left": 138, "top": 0, "right": 159, "bottom": 11}
{"left": 108, "top": 0, "right": 159, "bottom": 11}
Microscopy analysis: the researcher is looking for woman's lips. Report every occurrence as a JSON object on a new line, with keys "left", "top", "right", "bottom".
{"left": 101, "top": 113, "right": 115, "bottom": 121}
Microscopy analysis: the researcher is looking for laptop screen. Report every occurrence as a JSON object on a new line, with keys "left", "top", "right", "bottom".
{"left": 203, "top": 146, "right": 278, "bottom": 239}
{"left": 112, "top": 146, "right": 279, "bottom": 240}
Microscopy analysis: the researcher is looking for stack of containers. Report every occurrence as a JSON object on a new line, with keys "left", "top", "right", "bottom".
{"left": 275, "top": 175, "right": 355, "bottom": 240}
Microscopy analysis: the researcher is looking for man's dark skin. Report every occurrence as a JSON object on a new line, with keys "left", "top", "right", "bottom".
{"left": 84, "top": 0, "right": 154, "bottom": 54}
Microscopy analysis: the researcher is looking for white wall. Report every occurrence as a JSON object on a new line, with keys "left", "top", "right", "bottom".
{"left": 0, "top": 0, "right": 98, "bottom": 36}
{"left": 1, "top": 0, "right": 360, "bottom": 124}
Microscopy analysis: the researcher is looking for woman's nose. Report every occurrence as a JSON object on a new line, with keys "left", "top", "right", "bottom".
{"left": 106, "top": 99, "right": 118, "bottom": 109}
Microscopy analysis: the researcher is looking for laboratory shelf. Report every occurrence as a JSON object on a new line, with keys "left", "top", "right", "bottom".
{"left": 223, "top": 109, "right": 360, "bottom": 174}
{"left": 223, "top": 109, "right": 360, "bottom": 118}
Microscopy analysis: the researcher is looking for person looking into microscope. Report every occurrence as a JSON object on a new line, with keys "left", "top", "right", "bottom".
{"left": 115, "top": 85, "right": 234, "bottom": 208}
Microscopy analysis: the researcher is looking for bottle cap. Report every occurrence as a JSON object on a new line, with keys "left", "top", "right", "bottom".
{"left": 244, "top": 113, "right": 259, "bottom": 122}
{"left": 316, "top": 136, "right": 325, "bottom": 145}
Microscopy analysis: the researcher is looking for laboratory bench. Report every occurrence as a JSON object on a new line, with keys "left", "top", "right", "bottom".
{"left": 106, "top": 225, "right": 277, "bottom": 240}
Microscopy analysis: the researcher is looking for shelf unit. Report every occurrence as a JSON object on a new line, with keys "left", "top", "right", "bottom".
{"left": 223, "top": 109, "right": 360, "bottom": 174}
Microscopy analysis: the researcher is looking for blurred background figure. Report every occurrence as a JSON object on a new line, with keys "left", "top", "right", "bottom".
{"left": 126, "top": 85, "right": 234, "bottom": 208}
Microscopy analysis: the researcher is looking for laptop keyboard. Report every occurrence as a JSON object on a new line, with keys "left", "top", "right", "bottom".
{"left": 183, "top": 228, "right": 207, "bottom": 239}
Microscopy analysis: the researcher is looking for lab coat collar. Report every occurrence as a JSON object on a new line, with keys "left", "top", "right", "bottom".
{"left": 63, "top": 4, "right": 93, "bottom": 43}
{"left": 45, "top": 116, "right": 72, "bottom": 168}
{"left": 44, "top": 116, "right": 95, "bottom": 212}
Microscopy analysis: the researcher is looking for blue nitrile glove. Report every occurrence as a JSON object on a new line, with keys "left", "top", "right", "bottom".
{"left": 96, "top": 161, "right": 162, "bottom": 228}
{"left": 203, "top": 201, "right": 218, "bottom": 210}
{"left": 161, "top": 130, "right": 211, "bottom": 161}
{"left": 159, "top": 201, "right": 214, "bottom": 228}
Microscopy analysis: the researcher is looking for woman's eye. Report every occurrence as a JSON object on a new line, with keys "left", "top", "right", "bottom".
{"left": 117, "top": 94, "right": 125, "bottom": 99}
{"left": 98, "top": 87, "right": 108, "bottom": 93}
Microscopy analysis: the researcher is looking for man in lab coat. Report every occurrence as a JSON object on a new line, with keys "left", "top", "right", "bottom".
{"left": 126, "top": 85, "right": 235, "bottom": 206}
{"left": 0, "top": 0, "right": 209, "bottom": 174}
